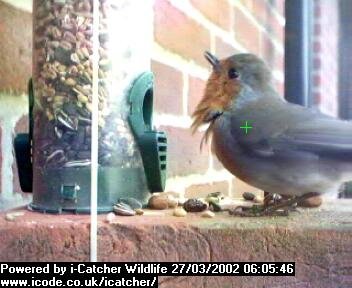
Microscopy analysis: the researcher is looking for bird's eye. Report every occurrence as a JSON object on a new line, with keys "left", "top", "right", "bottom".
{"left": 228, "top": 68, "right": 239, "bottom": 79}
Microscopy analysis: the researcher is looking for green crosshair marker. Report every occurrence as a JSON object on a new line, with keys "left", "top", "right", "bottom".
{"left": 240, "top": 121, "right": 253, "bottom": 134}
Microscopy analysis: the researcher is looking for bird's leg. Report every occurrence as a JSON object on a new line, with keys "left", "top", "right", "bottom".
{"left": 263, "top": 191, "right": 272, "bottom": 208}
{"left": 229, "top": 192, "right": 317, "bottom": 217}
{"left": 263, "top": 193, "right": 286, "bottom": 208}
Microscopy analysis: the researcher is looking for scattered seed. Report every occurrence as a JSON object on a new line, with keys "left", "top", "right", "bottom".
{"left": 173, "top": 208, "right": 187, "bottom": 217}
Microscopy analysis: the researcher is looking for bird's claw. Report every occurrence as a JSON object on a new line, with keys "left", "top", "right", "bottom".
{"left": 229, "top": 204, "right": 290, "bottom": 217}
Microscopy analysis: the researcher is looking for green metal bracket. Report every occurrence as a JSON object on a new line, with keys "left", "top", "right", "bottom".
{"left": 128, "top": 72, "right": 167, "bottom": 192}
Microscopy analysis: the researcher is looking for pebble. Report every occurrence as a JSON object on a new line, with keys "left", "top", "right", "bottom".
{"left": 205, "top": 192, "right": 224, "bottom": 205}
{"left": 135, "top": 209, "right": 144, "bottom": 216}
{"left": 105, "top": 212, "right": 116, "bottom": 223}
{"left": 243, "top": 192, "right": 256, "bottom": 201}
{"left": 77, "top": 93, "right": 88, "bottom": 104}
{"left": 201, "top": 210, "right": 215, "bottom": 218}
{"left": 148, "top": 195, "right": 169, "bottom": 210}
{"left": 298, "top": 193, "right": 322, "bottom": 208}
{"left": 167, "top": 196, "right": 178, "bottom": 208}
{"left": 5, "top": 213, "right": 16, "bottom": 222}
{"left": 113, "top": 203, "right": 136, "bottom": 216}
{"left": 173, "top": 207, "right": 187, "bottom": 217}
{"left": 4, "top": 213, "right": 21, "bottom": 222}
{"left": 183, "top": 198, "right": 208, "bottom": 212}
{"left": 205, "top": 196, "right": 220, "bottom": 205}
{"left": 118, "top": 198, "right": 142, "bottom": 210}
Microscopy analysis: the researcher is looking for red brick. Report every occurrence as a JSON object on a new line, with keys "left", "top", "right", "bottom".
{"left": 252, "top": 0, "right": 268, "bottom": 25}
{"left": 314, "top": 24, "right": 321, "bottom": 36}
{"left": 15, "top": 115, "right": 29, "bottom": 134}
{"left": 261, "top": 34, "right": 276, "bottom": 65}
{"left": 160, "top": 126, "right": 209, "bottom": 177}
{"left": 154, "top": 0, "right": 211, "bottom": 66}
{"left": 239, "top": 0, "right": 254, "bottom": 11}
{"left": 0, "top": 2, "right": 32, "bottom": 94}
{"left": 185, "top": 180, "right": 229, "bottom": 198}
{"left": 234, "top": 8, "right": 261, "bottom": 54}
{"left": 275, "top": 81, "right": 285, "bottom": 97}
{"left": 213, "top": 155, "right": 224, "bottom": 170}
{"left": 188, "top": 76, "right": 206, "bottom": 116}
{"left": 314, "top": 5, "right": 321, "bottom": 18}
{"left": 313, "top": 75, "right": 321, "bottom": 86}
{"left": 261, "top": 34, "right": 284, "bottom": 73}
{"left": 215, "top": 37, "right": 238, "bottom": 59}
{"left": 1, "top": 209, "right": 352, "bottom": 288}
{"left": 313, "top": 42, "right": 321, "bottom": 53}
{"left": 190, "top": 0, "right": 231, "bottom": 30}
{"left": 252, "top": 0, "right": 284, "bottom": 43}
{"left": 274, "top": 52, "right": 284, "bottom": 72}
{"left": 275, "top": 0, "right": 285, "bottom": 16}
{"left": 152, "top": 61, "right": 183, "bottom": 115}
{"left": 313, "top": 92, "right": 321, "bottom": 105}
{"left": 13, "top": 115, "right": 29, "bottom": 194}
{"left": 313, "top": 58, "right": 321, "bottom": 70}
{"left": 269, "top": 14, "right": 284, "bottom": 42}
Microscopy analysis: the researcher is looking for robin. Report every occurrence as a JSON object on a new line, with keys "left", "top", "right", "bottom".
{"left": 192, "top": 51, "right": 352, "bottom": 216}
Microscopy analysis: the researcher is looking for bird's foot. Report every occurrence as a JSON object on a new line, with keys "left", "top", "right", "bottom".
{"left": 229, "top": 192, "right": 317, "bottom": 217}
{"left": 229, "top": 205, "right": 289, "bottom": 217}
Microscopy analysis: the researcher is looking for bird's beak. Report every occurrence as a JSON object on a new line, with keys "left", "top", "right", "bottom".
{"left": 204, "top": 51, "right": 220, "bottom": 71}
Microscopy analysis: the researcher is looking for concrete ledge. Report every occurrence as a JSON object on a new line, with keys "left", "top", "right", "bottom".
{"left": 0, "top": 201, "right": 352, "bottom": 288}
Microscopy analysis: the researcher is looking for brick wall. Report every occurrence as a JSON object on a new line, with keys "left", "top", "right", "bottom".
{"left": 0, "top": 0, "right": 285, "bottom": 209}
{"left": 0, "top": 1, "right": 32, "bottom": 210}
{"left": 311, "top": 0, "right": 339, "bottom": 116}
{"left": 152, "top": 0, "right": 285, "bottom": 198}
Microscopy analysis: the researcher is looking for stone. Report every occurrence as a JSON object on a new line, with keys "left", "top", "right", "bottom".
{"left": 173, "top": 207, "right": 187, "bottom": 217}
{"left": 148, "top": 195, "right": 169, "bottom": 210}
{"left": 183, "top": 198, "right": 208, "bottom": 212}
{"left": 210, "top": 199, "right": 254, "bottom": 212}
{"left": 243, "top": 192, "right": 256, "bottom": 201}
{"left": 201, "top": 210, "right": 215, "bottom": 218}
{"left": 167, "top": 196, "right": 178, "bottom": 208}
{"left": 118, "top": 198, "right": 142, "bottom": 210}
{"left": 4, "top": 212, "right": 23, "bottom": 222}
{"left": 298, "top": 193, "right": 323, "bottom": 208}
{"left": 105, "top": 212, "right": 115, "bottom": 223}
{"left": 205, "top": 191, "right": 224, "bottom": 205}
{"left": 205, "top": 196, "right": 219, "bottom": 205}
{"left": 135, "top": 209, "right": 144, "bottom": 216}
{"left": 4, "top": 214, "right": 16, "bottom": 222}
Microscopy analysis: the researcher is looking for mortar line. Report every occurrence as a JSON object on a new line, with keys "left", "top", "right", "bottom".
{"left": 182, "top": 71, "right": 189, "bottom": 116}
{"left": 1, "top": 119, "right": 14, "bottom": 198}
{"left": 90, "top": 0, "right": 100, "bottom": 263}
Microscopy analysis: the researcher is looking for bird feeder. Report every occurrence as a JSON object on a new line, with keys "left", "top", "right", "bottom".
{"left": 14, "top": 0, "right": 167, "bottom": 213}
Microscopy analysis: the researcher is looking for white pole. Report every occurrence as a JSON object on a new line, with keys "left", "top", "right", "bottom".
{"left": 90, "top": 0, "right": 100, "bottom": 263}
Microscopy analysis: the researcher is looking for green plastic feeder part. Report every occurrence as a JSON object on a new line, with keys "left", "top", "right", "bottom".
{"left": 128, "top": 72, "right": 167, "bottom": 192}
{"left": 14, "top": 72, "right": 167, "bottom": 213}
